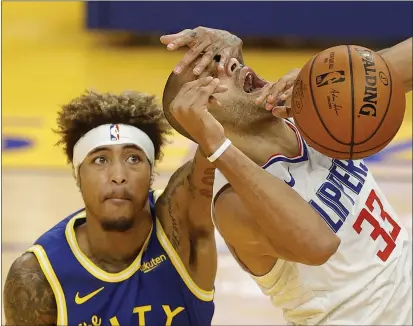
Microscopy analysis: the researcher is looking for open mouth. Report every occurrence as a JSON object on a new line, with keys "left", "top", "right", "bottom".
{"left": 241, "top": 67, "right": 267, "bottom": 94}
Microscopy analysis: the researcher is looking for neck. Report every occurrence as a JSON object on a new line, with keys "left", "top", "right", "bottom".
{"left": 82, "top": 204, "right": 153, "bottom": 269}
{"left": 225, "top": 118, "right": 300, "bottom": 166}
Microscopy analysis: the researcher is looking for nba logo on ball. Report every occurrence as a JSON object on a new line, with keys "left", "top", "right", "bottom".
{"left": 110, "top": 124, "right": 120, "bottom": 141}
{"left": 316, "top": 71, "right": 345, "bottom": 87}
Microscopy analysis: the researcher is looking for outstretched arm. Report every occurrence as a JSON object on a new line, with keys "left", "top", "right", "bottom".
{"left": 4, "top": 252, "right": 57, "bottom": 325}
{"left": 169, "top": 77, "right": 340, "bottom": 270}
{"left": 212, "top": 145, "right": 340, "bottom": 267}
{"left": 258, "top": 37, "right": 413, "bottom": 119}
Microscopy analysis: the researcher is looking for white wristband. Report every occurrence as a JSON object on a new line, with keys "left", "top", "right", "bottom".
{"left": 207, "top": 138, "right": 232, "bottom": 162}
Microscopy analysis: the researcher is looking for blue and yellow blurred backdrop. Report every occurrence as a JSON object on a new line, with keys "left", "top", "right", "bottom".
{"left": 3, "top": 2, "right": 412, "bottom": 175}
{"left": 2, "top": 3, "right": 412, "bottom": 323}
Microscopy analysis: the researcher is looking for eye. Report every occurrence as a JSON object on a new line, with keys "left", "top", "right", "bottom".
{"left": 126, "top": 155, "right": 141, "bottom": 164}
{"left": 93, "top": 156, "right": 108, "bottom": 165}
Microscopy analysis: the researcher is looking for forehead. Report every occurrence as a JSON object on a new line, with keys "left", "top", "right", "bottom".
{"left": 88, "top": 144, "right": 143, "bottom": 155}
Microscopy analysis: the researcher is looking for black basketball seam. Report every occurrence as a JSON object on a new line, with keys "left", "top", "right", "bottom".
{"left": 293, "top": 118, "right": 349, "bottom": 154}
{"left": 294, "top": 116, "right": 399, "bottom": 156}
{"left": 299, "top": 47, "right": 399, "bottom": 158}
{"left": 354, "top": 57, "right": 394, "bottom": 145}
{"left": 347, "top": 45, "right": 355, "bottom": 159}
{"left": 352, "top": 124, "right": 403, "bottom": 157}
{"left": 309, "top": 49, "right": 350, "bottom": 146}
{"left": 364, "top": 125, "right": 403, "bottom": 151}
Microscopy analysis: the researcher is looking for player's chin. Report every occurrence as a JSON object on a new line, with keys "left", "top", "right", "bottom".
{"left": 100, "top": 215, "right": 135, "bottom": 232}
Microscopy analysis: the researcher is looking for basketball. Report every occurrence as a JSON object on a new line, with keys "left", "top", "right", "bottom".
{"left": 291, "top": 45, "right": 406, "bottom": 160}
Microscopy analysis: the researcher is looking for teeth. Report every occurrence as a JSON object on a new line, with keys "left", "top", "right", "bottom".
{"left": 246, "top": 73, "right": 253, "bottom": 93}
{"left": 244, "top": 72, "right": 255, "bottom": 93}
{"left": 247, "top": 73, "right": 253, "bottom": 83}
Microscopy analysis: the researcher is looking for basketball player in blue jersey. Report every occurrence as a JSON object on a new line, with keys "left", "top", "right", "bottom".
{"left": 161, "top": 29, "right": 412, "bottom": 325}
{"left": 2, "top": 89, "right": 233, "bottom": 325}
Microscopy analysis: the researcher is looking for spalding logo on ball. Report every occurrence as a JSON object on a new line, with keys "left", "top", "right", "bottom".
{"left": 291, "top": 45, "right": 405, "bottom": 160}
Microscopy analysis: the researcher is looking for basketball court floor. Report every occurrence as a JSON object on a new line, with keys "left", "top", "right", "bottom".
{"left": 2, "top": 3, "right": 412, "bottom": 324}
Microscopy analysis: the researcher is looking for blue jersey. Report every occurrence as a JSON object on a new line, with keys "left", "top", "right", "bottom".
{"left": 28, "top": 190, "right": 214, "bottom": 326}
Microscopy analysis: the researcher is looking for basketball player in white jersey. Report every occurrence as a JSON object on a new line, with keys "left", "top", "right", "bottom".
{"left": 161, "top": 29, "right": 412, "bottom": 325}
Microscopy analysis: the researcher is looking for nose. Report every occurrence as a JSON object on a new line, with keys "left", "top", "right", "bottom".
{"left": 109, "top": 162, "right": 127, "bottom": 185}
{"left": 225, "top": 58, "right": 241, "bottom": 77}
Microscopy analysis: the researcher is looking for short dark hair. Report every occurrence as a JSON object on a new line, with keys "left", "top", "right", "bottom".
{"left": 55, "top": 90, "right": 171, "bottom": 163}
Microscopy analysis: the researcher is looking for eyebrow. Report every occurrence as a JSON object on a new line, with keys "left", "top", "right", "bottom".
{"left": 88, "top": 144, "right": 144, "bottom": 156}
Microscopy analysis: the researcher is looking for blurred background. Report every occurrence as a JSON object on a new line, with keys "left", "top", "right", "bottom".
{"left": 2, "top": 2, "right": 412, "bottom": 324}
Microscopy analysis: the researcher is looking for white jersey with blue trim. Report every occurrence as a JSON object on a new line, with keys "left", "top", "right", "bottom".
{"left": 212, "top": 120, "right": 412, "bottom": 325}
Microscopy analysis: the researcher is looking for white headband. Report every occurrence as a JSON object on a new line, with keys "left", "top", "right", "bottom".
{"left": 72, "top": 124, "right": 155, "bottom": 179}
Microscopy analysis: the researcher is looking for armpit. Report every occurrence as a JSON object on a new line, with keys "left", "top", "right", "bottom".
{"left": 213, "top": 187, "right": 278, "bottom": 277}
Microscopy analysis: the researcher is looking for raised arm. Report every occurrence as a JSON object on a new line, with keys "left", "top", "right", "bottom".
{"left": 212, "top": 145, "right": 340, "bottom": 268}
{"left": 169, "top": 77, "right": 340, "bottom": 271}
{"left": 184, "top": 148, "right": 217, "bottom": 286}
{"left": 378, "top": 37, "right": 412, "bottom": 92}
{"left": 185, "top": 148, "right": 216, "bottom": 227}
{"left": 160, "top": 26, "right": 244, "bottom": 75}
{"left": 3, "top": 252, "right": 57, "bottom": 325}
{"left": 156, "top": 146, "right": 217, "bottom": 291}
{"left": 258, "top": 38, "right": 413, "bottom": 119}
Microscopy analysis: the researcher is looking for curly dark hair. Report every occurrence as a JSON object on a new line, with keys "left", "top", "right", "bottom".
{"left": 54, "top": 90, "right": 171, "bottom": 164}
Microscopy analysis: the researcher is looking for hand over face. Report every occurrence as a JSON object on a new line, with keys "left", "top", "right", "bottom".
{"left": 160, "top": 26, "right": 243, "bottom": 76}
{"left": 255, "top": 68, "right": 300, "bottom": 118}
{"left": 169, "top": 76, "right": 228, "bottom": 154}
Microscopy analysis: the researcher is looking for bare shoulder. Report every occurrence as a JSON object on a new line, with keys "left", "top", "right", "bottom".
{"left": 3, "top": 252, "right": 57, "bottom": 325}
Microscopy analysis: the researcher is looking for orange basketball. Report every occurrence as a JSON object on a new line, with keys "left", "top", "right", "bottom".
{"left": 291, "top": 45, "right": 406, "bottom": 160}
